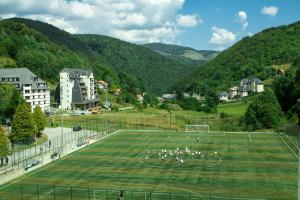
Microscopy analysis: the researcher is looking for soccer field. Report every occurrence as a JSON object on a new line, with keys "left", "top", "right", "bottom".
{"left": 0, "top": 130, "right": 297, "bottom": 200}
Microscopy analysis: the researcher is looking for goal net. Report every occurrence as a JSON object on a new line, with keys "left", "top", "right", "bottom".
{"left": 185, "top": 124, "right": 209, "bottom": 133}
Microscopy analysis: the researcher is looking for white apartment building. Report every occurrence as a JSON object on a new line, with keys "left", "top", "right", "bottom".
{"left": 0, "top": 68, "right": 50, "bottom": 112}
{"left": 58, "top": 68, "right": 98, "bottom": 110}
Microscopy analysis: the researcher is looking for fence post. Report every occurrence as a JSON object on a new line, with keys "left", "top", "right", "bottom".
{"left": 88, "top": 188, "right": 90, "bottom": 200}
{"left": 71, "top": 187, "right": 73, "bottom": 200}
{"left": 37, "top": 184, "right": 39, "bottom": 199}
{"left": 21, "top": 184, "right": 23, "bottom": 200}
{"left": 105, "top": 189, "right": 108, "bottom": 200}
{"left": 53, "top": 186, "right": 56, "bottom": 200}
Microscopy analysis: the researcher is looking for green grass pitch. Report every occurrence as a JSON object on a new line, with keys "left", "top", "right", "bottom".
{"left": 0, "top": 130, "right": 297, "bottom": 200}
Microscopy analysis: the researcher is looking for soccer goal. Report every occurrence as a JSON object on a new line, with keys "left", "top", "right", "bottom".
{"left": 185, "top": 124, "right": 209, "bottom": 133}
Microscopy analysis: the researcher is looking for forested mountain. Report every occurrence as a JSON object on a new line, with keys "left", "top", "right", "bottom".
{"left": 0, "top": 17, "right": 202, "bottom": 95}
{"left": 76, "top": 34, "right": 201, "bottom": 94}
{"left": 176, "top": 21, "right": 300, "bottom": 94}
{"left": 144, "top": 43, "right": 218, "bottom": 61}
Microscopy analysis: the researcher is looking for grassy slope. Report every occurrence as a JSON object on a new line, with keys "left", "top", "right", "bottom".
{"left": 0, "top": 131, "right": 297, "bottom": 199}
{"left": 0, "top": 56, "right": 16, "bottom": 68}
{"left": 217, "top": 102, "right": 249, "bottom": 118}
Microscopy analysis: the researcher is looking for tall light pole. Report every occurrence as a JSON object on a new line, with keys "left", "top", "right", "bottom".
{"left": 34, "top": 124, "right": 37, "bottom": 155}
{"left": 61, "top": 109, "right": 64, "bottom": 154}
{"left": 297, "top": 99, "right": 300, "bottom": 200}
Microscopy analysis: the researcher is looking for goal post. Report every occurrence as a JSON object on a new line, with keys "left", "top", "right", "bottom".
{"left": 185, "top": 124, "right": 209, "bottom": 133}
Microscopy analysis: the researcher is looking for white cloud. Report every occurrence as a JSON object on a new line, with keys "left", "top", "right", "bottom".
{"left": 236, "top": 11, "right": 248, "bottom": 30}
{"left": 177, "top": 14, "right": 202, "bottom": 27}
{"left": 261, "top": 6, "right": 279, "bottom": 17}
{"left": 0, "top": 0, "right": 201, "bottom": 44}
{"left": 209, "top": 26, "right": 236, "bottom": 45}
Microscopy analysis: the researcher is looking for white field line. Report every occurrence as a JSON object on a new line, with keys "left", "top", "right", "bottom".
{"left": 121, "top": 129, "right": 165, "bottom": 132}
{"left": 39, "top": 189, "right": 54, "bottom": 199}
{"left": 121, "top": 129, "right": 274, "bottom": 135}
{"left": 0, "top": 130, "right": 122, "bottom": 191}
{"left": 248, "top": 133, "right": 252, "bottom": 143}
{"left": 277, "top": 134, "right": 298, "bottom": 159}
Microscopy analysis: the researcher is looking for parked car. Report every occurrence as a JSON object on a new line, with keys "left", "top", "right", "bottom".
{"left": 45, "top": 110, "right": 56, "bottom": 116}
{"left": 73, "top": 125, "right": 82, "bottom": 132}
{"left": 24, "top": 160, "right": 41, "bottom": 171}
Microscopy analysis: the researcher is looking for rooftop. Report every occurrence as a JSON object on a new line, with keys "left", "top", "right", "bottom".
{"left": 0, "top": 68, "right": 48, "bottom": 90}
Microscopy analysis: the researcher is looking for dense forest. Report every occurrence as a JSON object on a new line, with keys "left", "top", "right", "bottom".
{"left": 176, "top": 21, "right": 300, "bottom": 95}
{"left": 0, "top": 18, "right": 210, "bottom": 95}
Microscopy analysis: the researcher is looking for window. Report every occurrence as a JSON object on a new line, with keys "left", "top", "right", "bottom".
{"left": 25, "top": 90, "right": 30, "bottom": 93}
{"left": 44, "top": 101, "right": 47, "bottom": 104}
{"left": 25, "top": 96, "right": 30, "bottom": 100}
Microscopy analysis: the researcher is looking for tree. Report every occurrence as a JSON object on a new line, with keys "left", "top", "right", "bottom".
{"left": 33, "top": 106, "right": 47, "bottom": 137}
{"left": 0, "top": 127, "right": 10, "bottom": 157}
{"left": 244, "top": 88, "right": 283, "bottom": 131}
{"left": 10, "top": 102, "right": 34, "bottom": 143}
{"left": 274, "top": 57, "right": 300, "bottom": 122}
{"left": 0, "top": 83, "right": 24, "bottom": 124}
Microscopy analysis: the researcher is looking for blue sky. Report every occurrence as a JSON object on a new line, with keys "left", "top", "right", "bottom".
{"left": 178, "top": 0, "right": 300, "bottom": 50}
{"left": 0, "top": 0, "right": 299, "bottom": 51}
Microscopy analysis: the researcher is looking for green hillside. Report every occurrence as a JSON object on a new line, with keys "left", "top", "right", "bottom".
{"left": 177, "top": 21, "right": 300, "bottom": 94}
{"left": 0, "top": 18, "right": 199, "bottom": 95}
{"left": 144, "top": 43, "right": 218, "bottom": 61}
{"left": 76, "top": 35, "right": 201, "bottom": 94}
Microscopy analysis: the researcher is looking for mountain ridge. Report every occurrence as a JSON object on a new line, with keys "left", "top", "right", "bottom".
{"left": 0, "top": 17, "right": 208, "bottom": 95}
{"left": 175, "top": 20, "right": 300, "bottom": 94}
{"left": 143, "top": 42, "right": 219, "bottom": 61}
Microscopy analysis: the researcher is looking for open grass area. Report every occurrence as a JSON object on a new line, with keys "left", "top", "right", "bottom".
{"left": 0, "top": 130, "right": 297, "bottom": 200}
{"left": 217, "top": 101, "right": 249, "bottom": 118}
{"left": 0, "top": 56, "right": 16, "bottom": 68}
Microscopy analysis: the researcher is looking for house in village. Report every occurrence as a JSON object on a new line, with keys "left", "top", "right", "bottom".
{"left": 229, "top": 86, "right": 239, "bottom": 99}
{"left": 0, "top": 68, "right": 50, "bottom": 112}
{"left": 96, "top": 80, "right": 109, "bottom": 90}
{"left": 162, "top": 94, "right": 176, "bottom": 101}
{"left": 218, "top": 91, "right": 229, "bottom": 101}
{"left": 240, "top": 78, "right": 264, "bottom": 94}
{"left": 224, "top": 78, "right": 264, "bottom": 100}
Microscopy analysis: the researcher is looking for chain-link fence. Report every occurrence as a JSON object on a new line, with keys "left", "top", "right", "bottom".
{"left": 0, "top": 183, "right": 259, "bottom": 200}
{"left": 0, "top": 114, "right": 271, "bottom": 175}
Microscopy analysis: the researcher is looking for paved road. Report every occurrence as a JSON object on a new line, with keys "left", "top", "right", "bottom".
{"left": 43, "top": 127, "right": 73, "bottom": 139}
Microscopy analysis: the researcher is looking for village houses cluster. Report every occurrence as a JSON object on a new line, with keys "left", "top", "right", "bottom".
{"left": 219, "top": 78, "right": 264, "bottom": 102}
{"left": 0, "top": 67, "right": 115, "bottom": 112}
